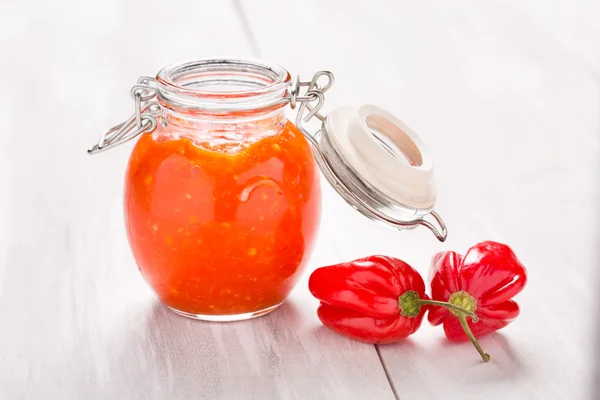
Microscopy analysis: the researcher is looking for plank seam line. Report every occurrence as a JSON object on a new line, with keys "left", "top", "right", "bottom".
{"left": 231, "top": 0, "right": 262, "bottom": 58}
{"left": 375, "top": 344, "right": 400, "bottom": 400}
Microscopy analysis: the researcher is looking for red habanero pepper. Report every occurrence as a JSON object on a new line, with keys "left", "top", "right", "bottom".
{"left": 308, "top": 255, "right": 479, "bottom": 345}
{"left": 428, "top": 241, "right": 528, "bottom": 362}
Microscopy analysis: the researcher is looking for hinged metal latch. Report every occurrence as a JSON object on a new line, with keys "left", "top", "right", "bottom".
{"left": 87, "top": 76, "right": 160, "bottom": 154}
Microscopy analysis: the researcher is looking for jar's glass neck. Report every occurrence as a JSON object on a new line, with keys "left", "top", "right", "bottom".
{"left": 155, "top": 58, "right": 291, "bottom": 123}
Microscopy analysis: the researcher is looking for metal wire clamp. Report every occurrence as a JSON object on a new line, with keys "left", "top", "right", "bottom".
{"left": 87, "top": 77, "right": 160, "bottom": 154}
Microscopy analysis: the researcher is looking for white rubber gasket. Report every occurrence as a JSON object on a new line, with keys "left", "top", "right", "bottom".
{"left": 325, "top": 104, "right": 437, "bottom": 210}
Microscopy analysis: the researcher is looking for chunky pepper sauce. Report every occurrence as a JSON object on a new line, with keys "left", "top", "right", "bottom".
{"left": 124, "top": 120, "right": 321, "bottom": 316}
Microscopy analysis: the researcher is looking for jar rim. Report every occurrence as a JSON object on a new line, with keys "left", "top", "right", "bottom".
{"left": 155, "top": 58, "right": 291, "bottom": 112}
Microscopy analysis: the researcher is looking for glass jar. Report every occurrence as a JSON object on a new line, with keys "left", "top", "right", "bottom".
{"left": 89, "top": 57, "right": 447, "bottom": 322}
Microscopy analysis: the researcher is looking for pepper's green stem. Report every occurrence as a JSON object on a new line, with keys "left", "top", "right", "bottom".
{"left": 414, "top": 299, "right": 479, "bottom": 322}
{"left": 458, "top": 313, "right": 490, "bottom": 362}
{"left": 398, "top": 290, "right": 491, "bottom": 363}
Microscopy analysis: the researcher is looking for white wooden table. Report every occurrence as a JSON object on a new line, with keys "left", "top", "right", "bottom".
{"left": 1, "top": 1, "right": 599, "bottom": 399}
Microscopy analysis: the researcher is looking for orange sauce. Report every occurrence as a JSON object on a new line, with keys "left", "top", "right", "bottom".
{"left": 124, "top": 120, "right": 321, "bottom": 316}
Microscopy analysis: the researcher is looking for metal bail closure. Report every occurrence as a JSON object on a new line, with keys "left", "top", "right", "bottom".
{"left": 87, "top": 77, "right": 160, "bottom": 155}
{"left": 316, "top": 104, "right": 447, "bottom": 241}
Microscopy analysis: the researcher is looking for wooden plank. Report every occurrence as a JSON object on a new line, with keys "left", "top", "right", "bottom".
{"left": 241, "top": 0, "right": 600, "bottom": 399}
{"left": 0, "top": 1, "right": 395, "bottom": 399}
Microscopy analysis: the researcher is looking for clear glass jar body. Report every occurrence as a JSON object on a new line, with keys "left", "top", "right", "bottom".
{"left": 123, "top": 60, "right": 321, "bottom": 321}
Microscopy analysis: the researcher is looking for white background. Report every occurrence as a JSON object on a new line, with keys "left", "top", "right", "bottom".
{"left": 1, "top": 1, "right": 599, "bottom": 399}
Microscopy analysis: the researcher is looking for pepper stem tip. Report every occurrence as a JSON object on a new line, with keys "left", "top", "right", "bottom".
{"left": 458, "top": 313, "right": 490, "bottom": 362}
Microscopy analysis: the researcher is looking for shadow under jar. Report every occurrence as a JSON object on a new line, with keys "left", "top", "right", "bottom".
{"left": 123, "top": 60, "right": 321, "bottom": 321}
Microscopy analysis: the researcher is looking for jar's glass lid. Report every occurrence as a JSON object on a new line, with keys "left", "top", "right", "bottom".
{"left": 301, "top": 102, "right": 447, "bottom": 241}
{"left": 324, "top": 105, "right": 436, "bottom": 212}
